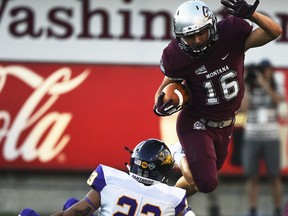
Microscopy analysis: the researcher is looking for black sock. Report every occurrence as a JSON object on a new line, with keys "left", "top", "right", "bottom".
{"left": 274, "top": 208, "right": 281, "bottom": 216}
{"left": 250, "top": 207, "right": 257, "bottom": 215}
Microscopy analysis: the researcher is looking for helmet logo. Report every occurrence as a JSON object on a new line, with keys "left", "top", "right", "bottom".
{"left": 140, "top": 161, "right": 156, "bottom": 170}
{"left": 162, "top": 154, "right": 173, "bottom": 165}
{"left": 159, "top": 151, "right": 173, "bottom": 165}
{"left": 141, "top": 161, "right": 148, "bottom": 169}
{"left": 148, "top": 163, "right": 156, "bottom": 170}
{"left": 203, "top": 6, "right": 212, "bottom": 20}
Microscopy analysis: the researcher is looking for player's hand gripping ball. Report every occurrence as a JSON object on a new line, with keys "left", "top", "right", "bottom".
{"left": 162, "top": 82, "right": 190, "bottom": 107}
{"left": 154, "top": 82, "right": 190, "bottom": 116}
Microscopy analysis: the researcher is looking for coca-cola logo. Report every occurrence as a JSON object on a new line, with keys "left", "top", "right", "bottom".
{"left": 0, "top": 65, "right": 90, "bottom": 162}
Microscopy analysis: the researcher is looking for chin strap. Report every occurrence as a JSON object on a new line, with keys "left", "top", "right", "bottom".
{"left": 124, "top": 146, "right": 133, "bottom": 154}
{"left": 124, "top": 146, "right": 133, "bottom": 172}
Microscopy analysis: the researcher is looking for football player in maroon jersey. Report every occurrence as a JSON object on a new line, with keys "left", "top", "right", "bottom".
{"left": 153, "top": 0, "right": 282, "bottom": 196}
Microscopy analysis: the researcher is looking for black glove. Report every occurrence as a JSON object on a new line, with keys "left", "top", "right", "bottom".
{"left": 221, "top": 0, "right": 259, "bottom": 19}
{"left": 153, "top": 92, "right": 181, "bottom": 116}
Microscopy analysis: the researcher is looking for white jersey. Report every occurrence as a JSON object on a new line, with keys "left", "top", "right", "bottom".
{"left": 87, "top": 164, "right": 187, "bottom": 216}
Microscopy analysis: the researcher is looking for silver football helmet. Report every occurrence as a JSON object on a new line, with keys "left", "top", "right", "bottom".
{"left": 174, "top": 0, "right": 218, "bottom": 57}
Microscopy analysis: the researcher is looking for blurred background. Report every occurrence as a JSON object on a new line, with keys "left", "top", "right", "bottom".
{"left": 0, "top": 0, "right": 287, "bottom": 215}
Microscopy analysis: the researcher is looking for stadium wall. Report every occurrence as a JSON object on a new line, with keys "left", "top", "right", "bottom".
{"left": 0, "top": 0, "right": 288, "bottom": 176}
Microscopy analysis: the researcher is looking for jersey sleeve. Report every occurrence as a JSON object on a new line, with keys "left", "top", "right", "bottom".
{"left": 86, "top": 164, "right": 107, "bottom": 193}
{"left": 175, "top": 196, "right": 187, "bottom": 215}
{"left": 218, "top": 16, "right": 253, "bottom": 51}
{"left": 160, "top": 39, "right": 194, "bottom": 79}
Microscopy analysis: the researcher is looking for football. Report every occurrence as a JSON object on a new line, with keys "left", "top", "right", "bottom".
{"left": 162, "top": 82, "right": 190, "bottom": 106}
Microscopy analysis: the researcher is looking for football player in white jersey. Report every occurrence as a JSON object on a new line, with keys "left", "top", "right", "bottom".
{"left": 19, "top": 138, "right": 195, "bottom": 216}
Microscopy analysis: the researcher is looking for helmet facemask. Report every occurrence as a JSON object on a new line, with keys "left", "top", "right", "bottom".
{"left": 177, "top": 25, "right": 217, "bottom": 58}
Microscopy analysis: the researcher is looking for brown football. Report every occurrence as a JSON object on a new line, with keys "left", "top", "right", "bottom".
{"left": 162, "top": 82, "right": 190, "bottom": 106}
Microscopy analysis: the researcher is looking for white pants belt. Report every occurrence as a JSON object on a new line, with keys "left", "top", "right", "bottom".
{"left": 200, "top": 117, "right": 235, "bottom": 128}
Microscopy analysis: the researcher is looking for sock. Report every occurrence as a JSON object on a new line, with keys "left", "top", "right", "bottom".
{"left": 250, "top": 207, "right": 257, "bottom": 216}
{"left": 274, "top": 207, "right": 281, "bottom": 216}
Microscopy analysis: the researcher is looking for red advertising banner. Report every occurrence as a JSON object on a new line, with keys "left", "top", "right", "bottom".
{"left": 1, "top": 62, "right": 288, "bottom": 176}
{"left": 0, "top": 62, "right": 162, "bottom": 171}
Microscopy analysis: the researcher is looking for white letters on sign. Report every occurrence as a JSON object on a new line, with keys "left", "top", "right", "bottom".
{"left": 0, "top": 65, "right": 90, "bottom": 162}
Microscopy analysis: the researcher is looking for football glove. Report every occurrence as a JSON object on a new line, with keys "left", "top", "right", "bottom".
{"left": 19, "top": 208, "right": 40, "bottom": 216}
{"left": 63, "top": 197, "right": 79, "bottom": 210}
{"left": 63, "top": 197, "right": 95, "bottom": 216}
{"left": 221, "top": 0, "right": 259, "bottom": 19}
{"left": 153, "top": 92, "right": 181, "bottom": 116}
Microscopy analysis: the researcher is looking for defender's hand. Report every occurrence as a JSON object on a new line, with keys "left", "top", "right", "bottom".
{"left": 221, "top": 0, "right": 259, "bottom": 19}
{"left": 153, "top": 92, "right": 181, "bottom": 116}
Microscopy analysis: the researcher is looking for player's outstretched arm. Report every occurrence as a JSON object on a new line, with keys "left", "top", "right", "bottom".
{"left": 244, "top": 11, "right": 283, "bottom": 51}
{"left": 221, "top": 0, "right": 282, "bottom": 51}
{"left": 51, "top": 190, "right": 100, "bottom": 216}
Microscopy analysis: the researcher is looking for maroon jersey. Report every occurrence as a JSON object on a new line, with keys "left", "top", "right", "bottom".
{"left": 161, "top": 16, "right": 253, "bottom": 121}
